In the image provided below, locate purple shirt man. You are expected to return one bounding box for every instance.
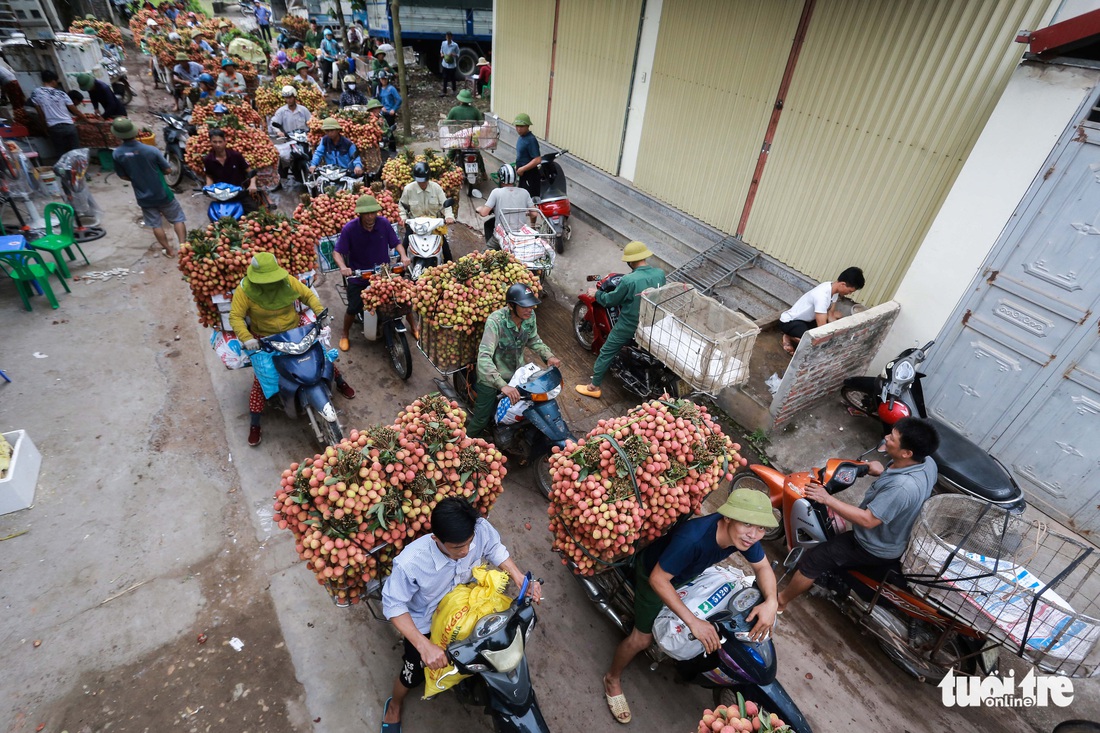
[335,214,398,285]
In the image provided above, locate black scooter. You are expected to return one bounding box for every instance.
[534,150,571,254]
[841,340,1026,511]
[445,574,550,733]
[574,567,812,732]
[271,121,311,188]
[152,111,199,190]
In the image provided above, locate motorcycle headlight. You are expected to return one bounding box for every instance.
[481,630,525,673]
[269,330,318,355]
[893,360,915,383]
[411,221,434,236]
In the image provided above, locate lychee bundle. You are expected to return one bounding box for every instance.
[273,394,508,605]
[547,399,746,576]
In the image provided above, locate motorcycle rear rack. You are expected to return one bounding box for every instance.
[667,236,758,295]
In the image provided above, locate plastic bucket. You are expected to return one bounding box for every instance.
[137,132,156,147]
[36,168,62,196]
[97,148,115,171]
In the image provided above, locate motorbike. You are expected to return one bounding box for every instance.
[275,26,302,50]
[444,573,551,733]
[404,199,454,281]
[101,55,134,107]
[439,365,574,498]
[238,0,255,13]
[199,183,245,222]
[728,453,1003,684]
[535,149,571,254]
[348,264,413,380]
[482,207,556,285]
[572,273,691,399]
[573,564,812,731]
[841,340,1026,512]
[152,111,199,189]
[307,164,361,196]
[254,308,344,446]
[271,122,311,188]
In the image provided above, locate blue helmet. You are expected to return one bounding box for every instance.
[213,103,228,114]
[198,72,215,84]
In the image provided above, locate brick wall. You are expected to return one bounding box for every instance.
[769,302,900,427]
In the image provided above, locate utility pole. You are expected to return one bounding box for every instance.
[391,0,411,139]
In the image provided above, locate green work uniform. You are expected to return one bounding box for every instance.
[468,307,554,437]
[446,103,484,122]
[591,264,666,386]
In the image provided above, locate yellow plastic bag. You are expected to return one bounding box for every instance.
[423,565,512,698]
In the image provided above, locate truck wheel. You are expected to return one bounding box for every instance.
[457,48,479,77]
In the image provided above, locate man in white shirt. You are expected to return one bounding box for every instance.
[30,70,87,156]
[778,266,864,354]
[268,85,311,134]
[476,163,534,234]
[439,31,459,96]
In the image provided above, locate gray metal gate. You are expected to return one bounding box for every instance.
[925,88,1100,538]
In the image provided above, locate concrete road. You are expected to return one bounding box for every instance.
[0,35,1089,733]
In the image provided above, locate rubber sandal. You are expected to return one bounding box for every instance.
[605,692,631,724]
[339,337,350,352]
[380,696,401,733]
[575,384,602,399]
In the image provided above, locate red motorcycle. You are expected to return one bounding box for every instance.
[573,273,689,398]
[535,150,571,254]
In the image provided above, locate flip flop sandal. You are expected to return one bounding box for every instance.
[605,692,631,724]
[575,384,602,399]
[338,337,350,352]
[380,696,401,733]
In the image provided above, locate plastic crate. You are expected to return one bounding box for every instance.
[902,494,1100,677]
[0,430,41,515]
[635,282,759,395]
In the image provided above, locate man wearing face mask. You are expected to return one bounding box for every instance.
[338,74,368,108]
[380,498,542,733]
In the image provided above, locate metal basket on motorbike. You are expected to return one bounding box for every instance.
[255,164,281,192]
[495,207,555,273]
[438,118,499,151]
[418,322,486,375]
[902,494,1100,677]
[635,283,759,396]
[361,143,381,175]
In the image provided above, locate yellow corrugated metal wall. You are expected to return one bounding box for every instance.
[547,0,643,173]
[742,0,1051,305]
[632,0,805,232]
[492,1,555,135]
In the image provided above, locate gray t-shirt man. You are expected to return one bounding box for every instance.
[484,185,534,230]
[112,139,173,208]
[855,456,938,558]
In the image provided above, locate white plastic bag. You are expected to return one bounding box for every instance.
[211,330,251,370]
[494,362,561,425]
[652,566,753,661]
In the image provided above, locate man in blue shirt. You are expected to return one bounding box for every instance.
[439,31,459,96]
[381,498,541,733]
[309,117,363,174]
[111,117,187,257]
[513,113,541,197]
[602,489,779,724]
[331,194,407,351]
[320,28,340,90]
[253,1,272,42]
[377,71,402,128]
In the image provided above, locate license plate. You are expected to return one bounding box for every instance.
[549,216,561,224]
[465,162,478,174]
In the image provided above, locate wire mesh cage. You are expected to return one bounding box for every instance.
[635,282,759,395]
[902,494,1100,677]
[495,207,555,272]
[438,119,499,151]
[316,235,339,274]
[417,322,485,375]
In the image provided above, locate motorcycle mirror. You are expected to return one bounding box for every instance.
[272,121,283,130]
[443,198,455,209]
[471,189,483,199]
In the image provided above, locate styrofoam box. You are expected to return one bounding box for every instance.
[0,430,41,515]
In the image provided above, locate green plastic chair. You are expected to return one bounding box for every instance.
[0,249,71,310]
[28,202,89,279]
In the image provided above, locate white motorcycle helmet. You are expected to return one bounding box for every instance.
[497,163,516,185]
[280,85,297,97]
